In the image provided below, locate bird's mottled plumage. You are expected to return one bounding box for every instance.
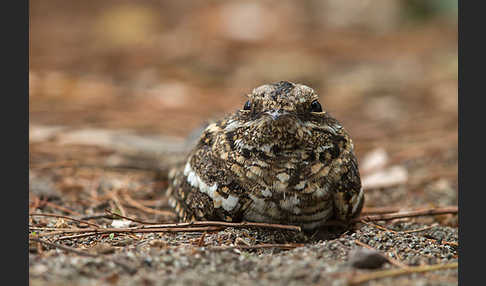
[166,81,364,230]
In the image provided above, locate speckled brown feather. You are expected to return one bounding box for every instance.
[166,81,364,230]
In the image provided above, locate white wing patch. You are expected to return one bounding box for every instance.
[184,161,239,211]
[224,120,242,132]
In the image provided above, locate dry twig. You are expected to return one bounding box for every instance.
[101,214,302,232]
[105,209,159,224]
[121,192,176,217]
[42,201,83,216]
[348,262,458,285]
[108,190,127,217]
[360,220,397,233]
[399,224,437,233]
[30,213,100,228]
[29,226,225,238]
[29,237,97,257]
[197,232,207,247]
[140,221,301,231]
[77,214,113,220]
[361,207,402,215]
[355,206,458,223]
[208,243,304,251]
[29,220,301,240]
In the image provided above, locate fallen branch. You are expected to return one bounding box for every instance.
[348,262,458,285]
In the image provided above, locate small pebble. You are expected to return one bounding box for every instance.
[348,247,388,269]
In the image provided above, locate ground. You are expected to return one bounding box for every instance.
[29,1,457,285]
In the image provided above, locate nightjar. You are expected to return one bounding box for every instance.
[166,81,364,230]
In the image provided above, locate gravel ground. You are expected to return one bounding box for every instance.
[29,221,457,286]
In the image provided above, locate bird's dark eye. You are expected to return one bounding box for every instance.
[243,100,251,110]
[310,100,322,112]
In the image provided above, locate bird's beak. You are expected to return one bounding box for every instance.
[267,109,287,120]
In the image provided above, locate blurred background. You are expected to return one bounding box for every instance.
[29,0,457,208]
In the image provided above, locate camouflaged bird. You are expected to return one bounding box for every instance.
[166,81,364,230]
